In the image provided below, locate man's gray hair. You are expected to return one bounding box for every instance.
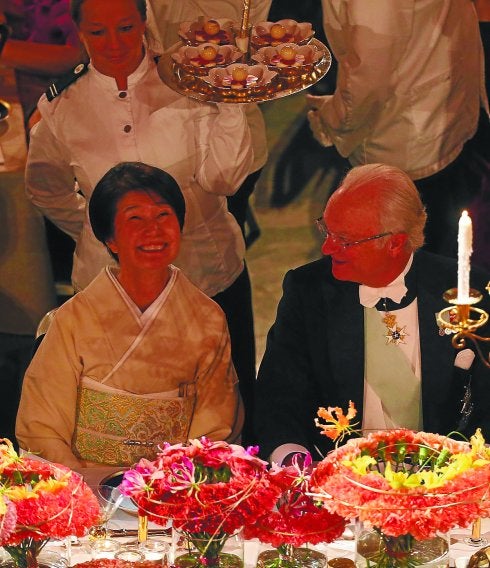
[338,163,427,251]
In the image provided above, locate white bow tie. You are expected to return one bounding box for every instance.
[359,281,408,308]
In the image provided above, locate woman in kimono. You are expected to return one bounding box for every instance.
[25,0,257,444]
[16,162,243,470]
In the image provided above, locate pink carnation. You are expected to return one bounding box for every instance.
[0,497,16,542]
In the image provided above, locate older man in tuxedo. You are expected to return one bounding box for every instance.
[254,163,490,463]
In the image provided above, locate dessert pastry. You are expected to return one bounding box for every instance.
[194,19,231,44]
[252,42,324,75]
[171,43,242,74]
[251,19,314,48]
[203,63,277,91]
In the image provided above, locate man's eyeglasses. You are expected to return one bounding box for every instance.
[315,218,392,249]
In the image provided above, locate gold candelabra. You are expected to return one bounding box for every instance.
[436,283,490,368]
[437,281,490,547]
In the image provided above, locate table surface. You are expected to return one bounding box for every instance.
[75,469,490,568]
[60,516,490,568]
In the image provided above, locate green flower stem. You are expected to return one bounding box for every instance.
[184,531,229,566]
[4,538,49,568]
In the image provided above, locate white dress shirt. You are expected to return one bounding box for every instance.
[272,256,421,463]
[316,0,486,179]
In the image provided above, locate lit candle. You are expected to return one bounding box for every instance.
[457,210,473,303]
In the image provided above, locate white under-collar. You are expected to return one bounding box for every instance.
[359,254,414,308]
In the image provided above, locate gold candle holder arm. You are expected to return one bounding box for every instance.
[437,287,490,369]
[239,0,251,36]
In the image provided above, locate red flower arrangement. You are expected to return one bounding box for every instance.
[121,437,278,533]
[310,428,490,540]
[121,438,279,567]
[0,439,101,568]
[244,453,345,548]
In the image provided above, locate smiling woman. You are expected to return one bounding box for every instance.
[16,162,244,470]
[73,0,146,89]
[89,162,185,311]
[24,0,255,447]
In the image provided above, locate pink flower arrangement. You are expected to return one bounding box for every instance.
[121,437,279,534]
[310,428,490,540]
[244,453,346,548]
[0,438,100,567]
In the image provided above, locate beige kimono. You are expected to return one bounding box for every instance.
[16,267,242,469]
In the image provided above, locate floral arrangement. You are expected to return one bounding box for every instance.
[311,403,490,568]
[244,453,345,547]
[0,439,101,568]
[121,437,279,567]
[315,401,360,446]
[311,425,490,540]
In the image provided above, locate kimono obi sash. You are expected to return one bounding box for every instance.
[73,377,196,466]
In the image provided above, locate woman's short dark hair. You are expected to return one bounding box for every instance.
[89,162,186,247]
[70,0,147,26]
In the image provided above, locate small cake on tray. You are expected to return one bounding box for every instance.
[203,63,277,92]
[251,19,314,48]
[252,42,324,76]
[179,18,235,46]
[172,43,242,75]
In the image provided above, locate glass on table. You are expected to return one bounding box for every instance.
[114,546,145,562]
[90,539,122,560]
[139,538,170,561]
[88,484,125,540]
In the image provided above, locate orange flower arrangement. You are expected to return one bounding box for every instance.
[0,439,100,568]
[311,403,490,568]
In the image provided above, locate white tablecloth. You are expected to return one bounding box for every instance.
[73,469,490,568]
[55,511,489,568]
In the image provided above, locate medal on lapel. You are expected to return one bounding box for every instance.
[382,300,408,345]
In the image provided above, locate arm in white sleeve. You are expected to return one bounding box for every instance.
[310,0,412,156]
[193,101,253,196]
[26,118,86,241]
[16,312,84,470]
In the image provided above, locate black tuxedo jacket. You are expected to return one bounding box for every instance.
[254,251,490,460]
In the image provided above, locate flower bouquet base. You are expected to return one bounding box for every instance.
[173,551,243,568]
[172,528,244,568]
[0,549,67,568]
[256,546,327,568]
[356,528,449,568]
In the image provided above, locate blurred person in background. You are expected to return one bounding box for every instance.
[0,0,85,125]
[307,0,489,264]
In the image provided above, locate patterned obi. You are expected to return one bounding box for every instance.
[73,377,196,466]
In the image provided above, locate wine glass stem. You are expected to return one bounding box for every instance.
[472,519,482,541]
